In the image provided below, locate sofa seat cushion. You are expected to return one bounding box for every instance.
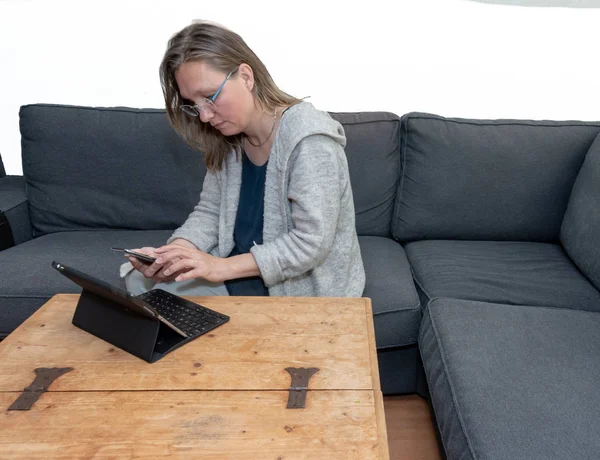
[0,230,172,337]
[420,298,600,460]
[561,133,600,291]
[405,240,600,311]
[359,236,420,348]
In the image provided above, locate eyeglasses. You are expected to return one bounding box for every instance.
[180,69,236,117]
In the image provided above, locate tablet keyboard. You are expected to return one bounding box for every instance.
[137,289,229,337]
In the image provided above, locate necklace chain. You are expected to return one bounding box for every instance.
[245,109,278,148]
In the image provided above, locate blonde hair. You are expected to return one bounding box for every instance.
[159,21,301,171]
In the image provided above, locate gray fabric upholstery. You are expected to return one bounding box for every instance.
[0,176,32,245]
[0,232,422,349]
[0,229,172,336]
[20,104,208,237]
[359,236,420,348]
[19,105,402,240]
[561,133,600,291]
[406,240,600,311]
[330,111,401,236]
[377,344,423,396]
[393,113,600,242]
[420,298,600,460]
[0,154,5,177]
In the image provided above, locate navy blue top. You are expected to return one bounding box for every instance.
[224,152,269,296]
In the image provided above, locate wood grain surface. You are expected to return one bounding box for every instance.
[0,295,389,459]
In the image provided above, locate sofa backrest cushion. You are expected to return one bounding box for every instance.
[0,153,5,178]
[20,104,401,238]
[392,113,600,242]
[560,133,600,290]
[330,111,401,236]
[20,104,207,237]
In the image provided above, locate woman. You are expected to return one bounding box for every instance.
[123,21,365,298]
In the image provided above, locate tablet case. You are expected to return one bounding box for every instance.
[72,289,193,363]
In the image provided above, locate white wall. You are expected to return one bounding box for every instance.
[1,0,599,174]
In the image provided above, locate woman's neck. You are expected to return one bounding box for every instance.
[243,105,285,165]
[244,107,278,147]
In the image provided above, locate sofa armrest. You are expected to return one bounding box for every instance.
[0,176,33,249]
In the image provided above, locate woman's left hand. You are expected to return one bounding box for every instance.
[154,245,227,283]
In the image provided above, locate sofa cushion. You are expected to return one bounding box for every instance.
[20,105,401,239]
[393,113,600,242]
[20,104,208,237]
[0,232,420,345]
[0,230,172,337]
[561,133,600,291]
[405,240,600,311]
[330,112,401,237]
[420,298,600,460]
[359,236,420,348]
[0,176,32,246]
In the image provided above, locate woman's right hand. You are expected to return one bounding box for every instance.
[128,246,179,283]
[128,239,195,283]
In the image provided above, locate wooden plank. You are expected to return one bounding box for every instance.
[0,295,373,392]
[0,390,383,459]
[364,299,390,460]
[384,395,444,460]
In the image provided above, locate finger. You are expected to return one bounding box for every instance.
[128,257,144,272]
[139,247,157,256]
[154,245,175,254]
[175,268,205,282]
[130,258,155,280]
[155,248,191,264]
[154,272,176,283]
[163,259,200,277]
[157,269,186,282]
[155,245,189,256]
[144,260,167,278]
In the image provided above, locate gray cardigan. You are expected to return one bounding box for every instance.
[168,101,365,297]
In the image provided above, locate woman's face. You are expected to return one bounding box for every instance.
[175,60,254,136]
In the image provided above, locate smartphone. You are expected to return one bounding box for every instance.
[110,247,157,264]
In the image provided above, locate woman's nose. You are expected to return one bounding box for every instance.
[199,109,214,123]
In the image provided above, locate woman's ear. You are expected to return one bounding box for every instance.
[238,63,255,92]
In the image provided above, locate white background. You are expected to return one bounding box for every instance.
[1,0,599,174]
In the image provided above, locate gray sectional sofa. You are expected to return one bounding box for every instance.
[1,104,599,459]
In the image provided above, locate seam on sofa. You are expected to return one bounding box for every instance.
[434,300,600,317]
[391,117,409,241]
[376,342,418,351]
[558,242,600,296]
[404,115,600,129]
[329,119,400,127]
[373,302,421,348]
[378,337,419,349]
[5,200,27,213]
[410,266,432,304]
[426,299,479,460]
[372,303,421,316]
[21,104,167,115]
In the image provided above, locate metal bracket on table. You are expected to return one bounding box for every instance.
[8,367,73,411]
[285,367,319,409]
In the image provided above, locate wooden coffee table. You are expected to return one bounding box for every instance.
[0,295,389,459]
